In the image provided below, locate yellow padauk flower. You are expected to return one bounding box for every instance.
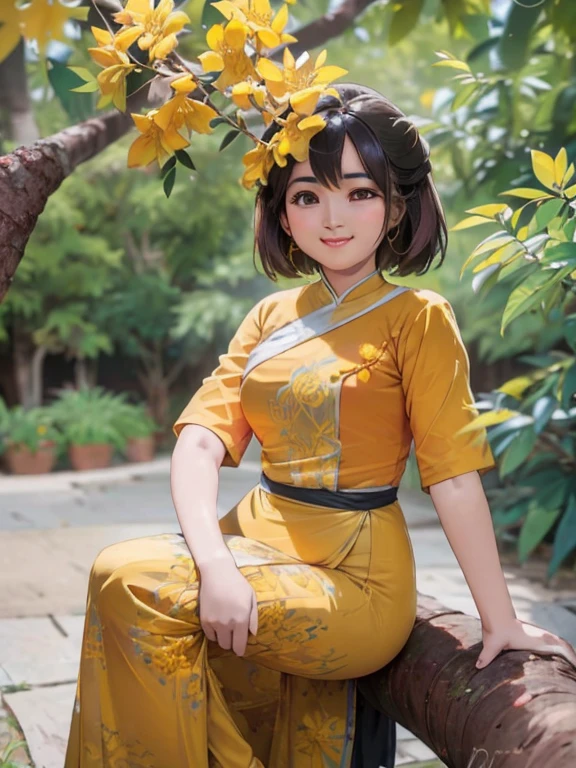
[127,109,189,170]
[88,27,138,112]
[211,0,297,51]
[231,80,272,124]
[241,140,276,189]
[272,112,326,165]
[257,47,347,116]
[112,0,190,62]
[0,0,89,62]
[241,111,325,189]
[155,74,219,135]
[198,19,258,90]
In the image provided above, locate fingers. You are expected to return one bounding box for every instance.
[249,591,259,637]
[202,623,217,643]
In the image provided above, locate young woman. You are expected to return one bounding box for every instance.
[64,83,576,768]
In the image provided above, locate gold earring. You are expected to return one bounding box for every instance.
[287,238,299,273]
[387,225,400,244]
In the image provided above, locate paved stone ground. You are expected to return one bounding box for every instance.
[1,443,575,768]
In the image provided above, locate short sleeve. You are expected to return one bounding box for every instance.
[173,299,263,467]
[397,295,496,495]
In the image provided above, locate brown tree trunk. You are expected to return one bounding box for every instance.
[0,109,134,302]
[30,344,48,407]
[358,593,576,767]
[12,326,33,408]
[0,39,39,149]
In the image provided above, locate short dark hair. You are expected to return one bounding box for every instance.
[253,82,448,281]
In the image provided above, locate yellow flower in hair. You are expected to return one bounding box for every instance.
[127,109,190,170]
[211,0,297,51]
[271,112,326,165]
[154,75,219,136]
[198,20,258,90]
[241,139,277,189]
[112,0,190,62]
[257,47,347,116]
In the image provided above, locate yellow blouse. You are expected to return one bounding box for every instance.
[174,267,496,496]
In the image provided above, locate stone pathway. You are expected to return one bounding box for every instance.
[1,450,575,768]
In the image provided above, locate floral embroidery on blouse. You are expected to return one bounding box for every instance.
[330,341,390,384]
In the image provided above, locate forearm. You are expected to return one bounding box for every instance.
[429,470,517,631]
[170,433,235,572]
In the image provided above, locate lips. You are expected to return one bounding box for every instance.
[321,237,353,245]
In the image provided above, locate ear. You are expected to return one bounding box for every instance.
[279,208,291,237]
[388,193,406,231]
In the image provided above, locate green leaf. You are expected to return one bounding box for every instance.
[160,155,176,178]
[452,82,479,110]
[561,362,576,411]
[539,242,576,268]
[472,241,523,273]
[548,494,576,578]
[518,501,561,564]
[388,0,425,46]
[563,315,576,353]
[466,204,509,219]
[47,58,94,123]
[532,395,558,434]
[201,0,224,30]
[525,198,566,238]
[499,188,552,200]
[219,129,241,151]
[197,70,223,84]
[501,269,558,334]
[432,60,471,73]
[499,428,537,477]
[175,149,196,170]
[451,215,496,232]
[70,81,99,94]
[163,166,176,198]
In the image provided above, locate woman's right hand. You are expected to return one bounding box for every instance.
[198,557,259,657]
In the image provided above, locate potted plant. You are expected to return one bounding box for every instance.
[0,399,62,475]
[116,402,159,463]
[50,387,128,471]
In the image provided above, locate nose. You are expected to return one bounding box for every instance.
[322,196,346,231]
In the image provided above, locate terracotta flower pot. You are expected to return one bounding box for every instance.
[4,441,56,475]
[68,443,113,471]
[126,436,156,463]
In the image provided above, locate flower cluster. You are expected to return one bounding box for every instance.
[82,0,348,190]
[330,342,389,384]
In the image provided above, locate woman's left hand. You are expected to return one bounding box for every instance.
[476,617,576,669]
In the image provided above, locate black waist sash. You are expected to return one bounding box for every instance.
[259,472,398,511]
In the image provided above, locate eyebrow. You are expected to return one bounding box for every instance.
[287,172,372,189]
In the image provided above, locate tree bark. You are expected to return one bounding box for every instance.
[277,0,380,59]
[358,593,576,767]
[0,109,133,302]
[30,344,48,407]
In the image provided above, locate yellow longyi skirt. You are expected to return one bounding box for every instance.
[64,484,416,767]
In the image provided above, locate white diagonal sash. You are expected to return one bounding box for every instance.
[242,285,411,382]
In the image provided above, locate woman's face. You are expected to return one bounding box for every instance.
[279,134,403,273]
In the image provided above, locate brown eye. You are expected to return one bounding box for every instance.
[290,191,317,205]
[351,189,378,200]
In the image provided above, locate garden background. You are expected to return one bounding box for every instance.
[1,0,576,765]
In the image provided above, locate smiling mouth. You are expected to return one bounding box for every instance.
[321,237,353,245]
